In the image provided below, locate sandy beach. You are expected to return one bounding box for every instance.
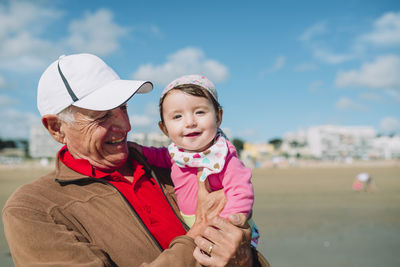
[1,163,399,266]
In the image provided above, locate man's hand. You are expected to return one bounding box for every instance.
[193,213,253,267]
[187,168,253,266]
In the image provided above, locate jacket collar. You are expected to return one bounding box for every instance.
[54,153,91,183]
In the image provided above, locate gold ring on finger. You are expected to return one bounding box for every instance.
[207,243,214,255]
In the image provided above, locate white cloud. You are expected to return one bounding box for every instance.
[299,22,327,42]
[0,32,59,71]
[260,56,286,76]
[335,55,400,90]
[0,1,62,71]
[0,94,17,105]
[133,47,229,86]
[0,3,129,71]
[0,1,61,37]
[361,11,400,47]
[295,62,318,72]
[308,80,324,92]
[386,89,400,103]
[274,56,286,70]
[66,9,129,56]
[313,47,353,64]
[144,102,159,117]
[359,92,382,102]
[130,114,154,128]
[299,22,353,64]
[380,117,400,134]
[269,56,286,72]
[0,108,39,139]
[129,102,159,131]
[335,97,365,111]
[149,25,163,38]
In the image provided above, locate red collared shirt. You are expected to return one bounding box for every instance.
[58,146,186,250]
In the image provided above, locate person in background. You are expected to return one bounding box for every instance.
[2,54,268,266]
[137,74,260,249]
[353,172,376,192]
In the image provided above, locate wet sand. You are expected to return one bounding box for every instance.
[253,166,400,267]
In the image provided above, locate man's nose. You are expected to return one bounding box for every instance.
[112,107,131,132]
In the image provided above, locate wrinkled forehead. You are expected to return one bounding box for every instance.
[66,106,105,123]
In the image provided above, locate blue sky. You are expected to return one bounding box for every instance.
[1,0,399,142]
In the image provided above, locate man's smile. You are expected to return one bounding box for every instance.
[106,137,126,144]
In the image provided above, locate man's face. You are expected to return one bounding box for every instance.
[60,104,131,170]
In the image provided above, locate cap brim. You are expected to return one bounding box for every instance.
[72,80,153,111]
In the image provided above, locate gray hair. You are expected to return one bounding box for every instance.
[57,106,75,124]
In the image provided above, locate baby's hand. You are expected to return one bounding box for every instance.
[197,168,212,192]
[187,172,226,239]
[197,168,225,223]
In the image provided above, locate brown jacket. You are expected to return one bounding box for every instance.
[3,148,268,266]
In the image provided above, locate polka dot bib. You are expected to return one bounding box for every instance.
[168,131,228,182]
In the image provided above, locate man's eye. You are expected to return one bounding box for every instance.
[97,113,110,121]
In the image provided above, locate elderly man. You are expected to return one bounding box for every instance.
[3,53,268,266]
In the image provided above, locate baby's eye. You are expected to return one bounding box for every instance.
[172,114,182,120]
[196,110,205,115]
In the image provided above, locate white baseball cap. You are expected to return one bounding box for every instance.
[37,53,153,116]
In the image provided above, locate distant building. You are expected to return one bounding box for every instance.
[306,125,376,159]
[243,142,274,158]
[241,142,274,168]
[282,130,312,158]
[29,125,62,158]
[372,135,400,159]
[283,125,400,160]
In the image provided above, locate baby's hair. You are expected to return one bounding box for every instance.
[159,84,222,123]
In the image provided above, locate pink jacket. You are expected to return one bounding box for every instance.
[142,140,254,218]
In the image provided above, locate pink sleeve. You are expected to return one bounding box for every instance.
[219,143,254,219]
[141,146,172,169]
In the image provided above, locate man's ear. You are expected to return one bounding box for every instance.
[42,115,66,144]
[158,121,169,137]
[216,108,223,127]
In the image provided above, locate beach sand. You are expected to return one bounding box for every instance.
[1,164,399,266]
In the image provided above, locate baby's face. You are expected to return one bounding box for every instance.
[159,90,222,152]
